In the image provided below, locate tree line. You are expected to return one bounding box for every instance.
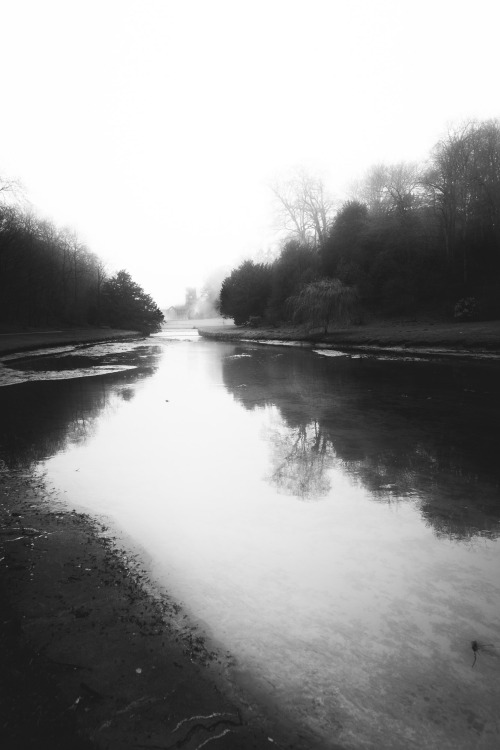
[220,119,500,327]
[0,197,163,333]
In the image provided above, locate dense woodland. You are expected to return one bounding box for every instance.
[220,120,500,327]
[0,196,163,333]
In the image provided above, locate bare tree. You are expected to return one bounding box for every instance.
[0,171,24,205]
[423,119,500,282]
[353,162,425,216]
[94,256,107,315]
[270,168,335,246]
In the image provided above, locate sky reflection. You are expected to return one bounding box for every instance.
[2,338,500,748]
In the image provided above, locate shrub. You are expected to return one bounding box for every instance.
[454,297,479,321]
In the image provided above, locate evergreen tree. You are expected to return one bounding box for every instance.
[101,270,164,333]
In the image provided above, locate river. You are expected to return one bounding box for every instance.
[1,330,499,749]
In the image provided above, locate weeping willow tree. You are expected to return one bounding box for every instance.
[288,279,359,333]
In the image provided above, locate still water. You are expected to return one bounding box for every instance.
[1,332,499,749]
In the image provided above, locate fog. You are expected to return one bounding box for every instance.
[1,0,498,305]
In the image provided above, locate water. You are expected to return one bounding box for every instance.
[1,331,499,749]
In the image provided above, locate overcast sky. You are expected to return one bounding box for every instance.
[2,0,498,306]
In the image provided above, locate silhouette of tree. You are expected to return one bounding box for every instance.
[321,200,369,281]
[271,169,335,246]
[424,119,500,297]
[101,270,164,333]
[219,260,271,325]
[266,239,319,323]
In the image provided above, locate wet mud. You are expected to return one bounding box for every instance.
[0,467,324,750]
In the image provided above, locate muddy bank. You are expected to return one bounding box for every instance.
[0,328,143,356]
[0,467,324,750]
[198,320,500,359]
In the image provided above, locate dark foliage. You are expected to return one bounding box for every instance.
[287,279,359,332]
[320,200,369,282]
[219,260,272,325]
[266,240,320,323]
[220,118,500,324]
[101,270,164,333]
[0,200,163,332]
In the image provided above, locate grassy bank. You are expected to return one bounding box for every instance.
[198,319,500,358]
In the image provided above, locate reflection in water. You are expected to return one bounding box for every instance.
[0,379,107,469]
[2,337,500,749]
[0,344,161,468]
[222,346,500,538]
[268,417,335,499]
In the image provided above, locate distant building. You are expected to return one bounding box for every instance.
[163,305,189,320]
[164,288,199,320]
[185,287,197,310]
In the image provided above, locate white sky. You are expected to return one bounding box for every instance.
[1,0,498,307]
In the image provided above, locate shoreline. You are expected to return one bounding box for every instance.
[197,319,500,360]
[0,327,144,357]
[0,466,325,750]
[4,319,498,748]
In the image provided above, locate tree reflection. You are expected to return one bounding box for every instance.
[268,419,334,500]
[222,346,500,539]
[0,379,108,469]
[0,347,159,470]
